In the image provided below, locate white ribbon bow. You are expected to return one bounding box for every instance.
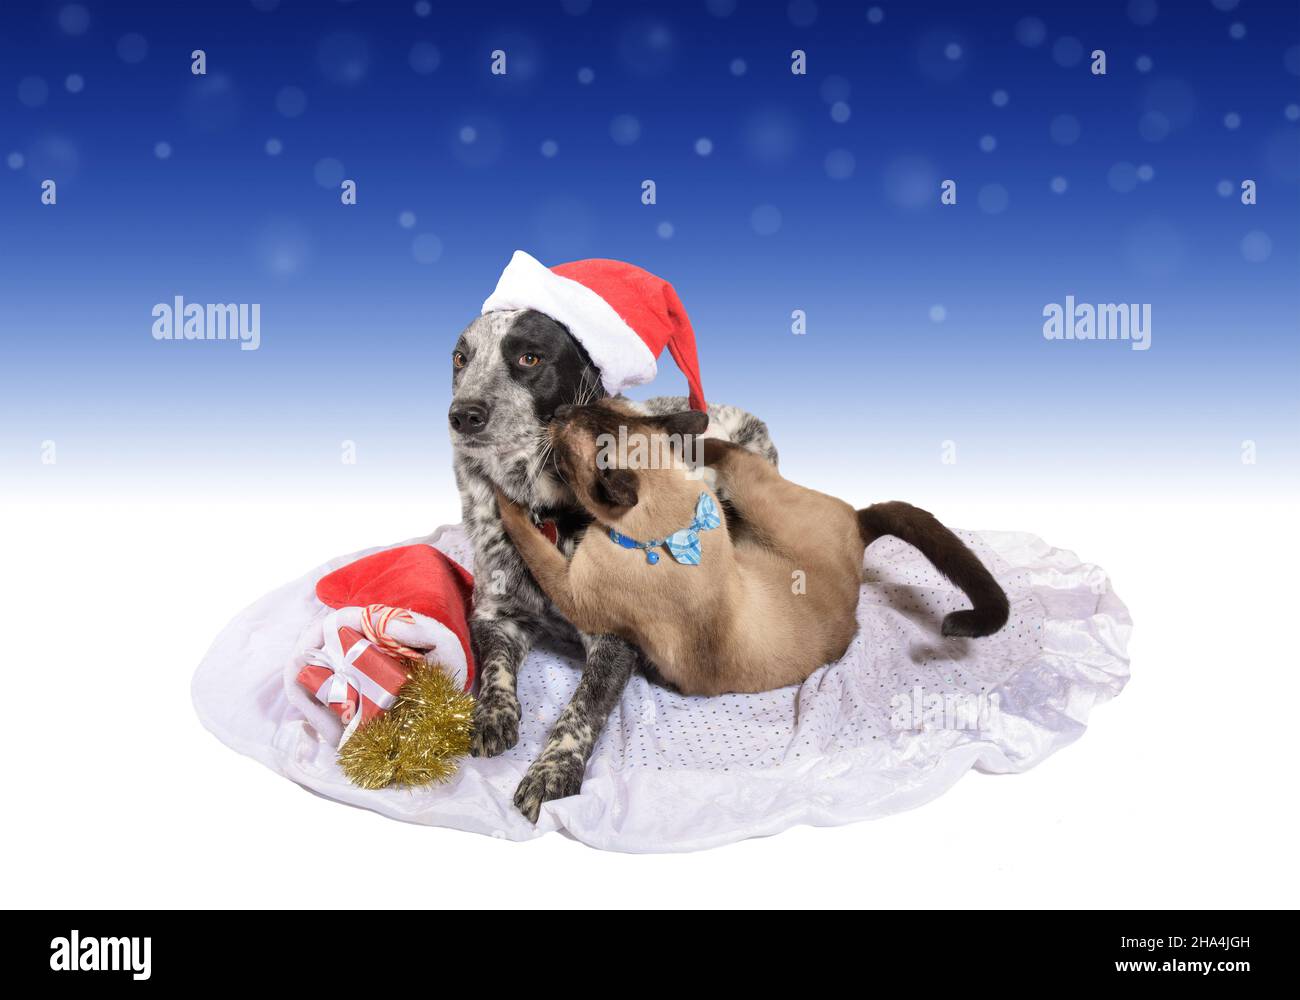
[306,610,401,747]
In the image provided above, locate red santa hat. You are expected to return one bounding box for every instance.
[314,544,475,690]
[481,250,707,411]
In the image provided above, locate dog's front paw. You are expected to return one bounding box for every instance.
[470,691,520,758]
[513,755,585,823]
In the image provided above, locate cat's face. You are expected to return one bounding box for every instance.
[547,400,708,523]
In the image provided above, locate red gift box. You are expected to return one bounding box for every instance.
[297,622,410,743]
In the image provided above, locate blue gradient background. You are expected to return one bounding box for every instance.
[2,0,1297,503]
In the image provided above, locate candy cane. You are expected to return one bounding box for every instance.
[360,604,425,662]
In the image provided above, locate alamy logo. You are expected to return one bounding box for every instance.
[890,685,1000,731]
[595,427,705,479]
[152,296,261,351]
[50,930,151,980]
[1043,296,1151,351]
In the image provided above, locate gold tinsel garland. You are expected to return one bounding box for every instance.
[336,661,475,790]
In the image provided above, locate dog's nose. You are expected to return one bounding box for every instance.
[449,400,490,435]
[553,404,574,421]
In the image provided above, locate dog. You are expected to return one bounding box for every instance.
[493,399,1009,696]
[449,307,777,821]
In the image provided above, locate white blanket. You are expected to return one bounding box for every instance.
[191,525,1130,852]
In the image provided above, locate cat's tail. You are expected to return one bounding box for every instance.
[857,501,1009,638]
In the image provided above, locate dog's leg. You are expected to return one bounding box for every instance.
[513,632,639,823]
[469,614,537,757]
[461,473,543,758]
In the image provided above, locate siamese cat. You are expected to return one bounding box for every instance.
[495,399,1008,696]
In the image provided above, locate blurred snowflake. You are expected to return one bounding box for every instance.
[750,204,782,236]
[18,76,49,108]
[275,85,307,118]
[317,31,371,86]
[1052,36,1084,68]
[1127,0,1158,28]
[313,157,345,188]
[1050,114,1081,145]
[1241,231,1272,263]
[609,114,641,146]
[409,42,440,75]
[977,184,1009,214]
[1107,162,1139,193]
[117,33,149,64]
[58,4,90,36]
[824,149,855,180]
[412,234,443,264]
[1014,17,1046,48]
[619,18,675,77]
[788,0,818,27]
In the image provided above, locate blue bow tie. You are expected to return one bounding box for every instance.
[606,493,722,566]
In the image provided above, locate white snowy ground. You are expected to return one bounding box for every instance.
[3,477,1296,908]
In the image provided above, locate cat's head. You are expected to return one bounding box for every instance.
[546,398,708,524]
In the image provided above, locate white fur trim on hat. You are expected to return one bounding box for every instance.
[481,250,657,395]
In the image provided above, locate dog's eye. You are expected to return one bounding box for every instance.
[452,351,467,369]
[518,353,542,368]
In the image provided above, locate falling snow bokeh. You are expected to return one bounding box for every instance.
[0,0,1295,489]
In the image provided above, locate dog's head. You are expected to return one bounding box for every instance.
[449,309,604,503]
[544,399,709,526]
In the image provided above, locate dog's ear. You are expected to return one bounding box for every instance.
[595,467,639,508]
[653,409,709,438]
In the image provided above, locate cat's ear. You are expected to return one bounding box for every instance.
[595,467,639,508]
[653,409,709,438]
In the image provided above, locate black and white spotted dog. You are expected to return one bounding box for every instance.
[450,307,777,821]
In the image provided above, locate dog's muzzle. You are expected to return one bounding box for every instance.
[449,400,491,435]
